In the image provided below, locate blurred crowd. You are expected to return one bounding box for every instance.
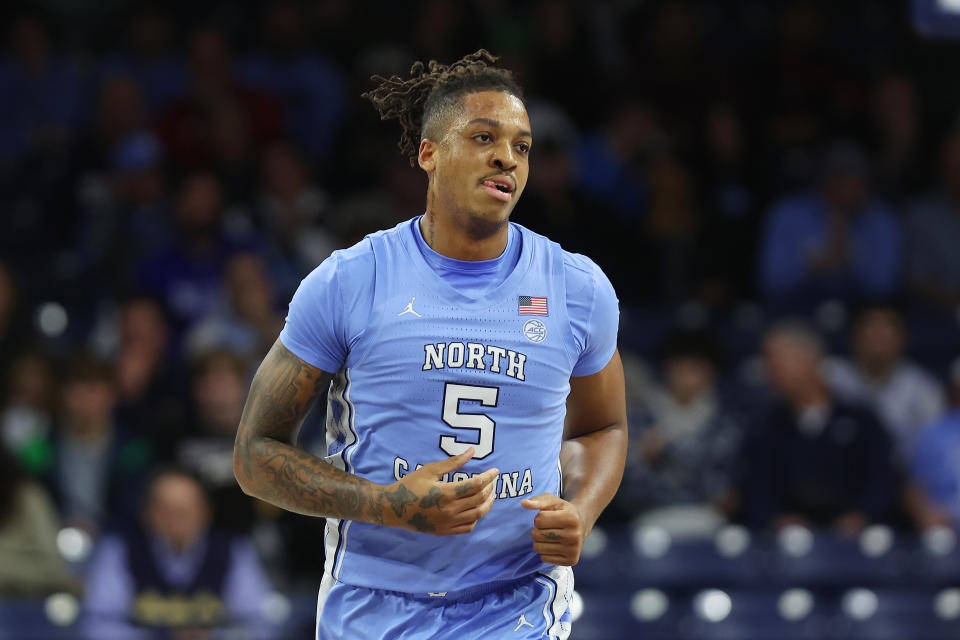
[4,0,960,636]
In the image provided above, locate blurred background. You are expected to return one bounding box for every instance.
[3,0,960,637]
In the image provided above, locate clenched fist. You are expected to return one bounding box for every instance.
[522,493,587,566]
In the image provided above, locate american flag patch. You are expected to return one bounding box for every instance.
[519,296,548,316]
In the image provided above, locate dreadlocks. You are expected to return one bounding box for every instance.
[362,49,524,166]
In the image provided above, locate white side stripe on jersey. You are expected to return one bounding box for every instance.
[322,368,359,580]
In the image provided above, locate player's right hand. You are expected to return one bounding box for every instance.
[378,447,498,536]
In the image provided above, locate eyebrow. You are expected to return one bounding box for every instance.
[465,118,532,139]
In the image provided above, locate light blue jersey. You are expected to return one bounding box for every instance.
[279,217,618,596]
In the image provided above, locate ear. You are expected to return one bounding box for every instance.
[418,138,437,173]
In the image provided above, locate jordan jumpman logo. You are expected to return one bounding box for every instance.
[513,613,534,632]
[397,296,422,318]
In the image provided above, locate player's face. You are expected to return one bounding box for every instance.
[429,91,531,235]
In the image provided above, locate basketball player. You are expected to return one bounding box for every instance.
[233,50,627,639]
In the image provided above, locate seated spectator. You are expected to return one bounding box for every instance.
[619,331,743,532]
[40,355,152,537]
[826,303,944,459]
[238,1,346,160]
[176,349,256,532]
[759,140,901,308]
[137,171,257,337]
[70,129,173,297]
[573,100,661,220]
[695,102,764,306]
[869,71,924,202]
[185,252,284,362]
[1,350,57,472]
[0,262,36,386]
[255,139,337,280]
[911,361,960,531]
[94,7,186,114]
[102,295,187,460]
[0,441,79,597]
[82,467,274,638]
[736,320,900,535]
[0,13,83,160]
[905,130,960,309]
[155,28,282,170]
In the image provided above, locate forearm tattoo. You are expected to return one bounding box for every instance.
[235,341,385,524]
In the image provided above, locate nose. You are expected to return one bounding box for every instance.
[490,141,517,172]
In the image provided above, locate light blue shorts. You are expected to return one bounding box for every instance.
[315,566,573,639]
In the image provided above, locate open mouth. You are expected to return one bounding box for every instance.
[480,176,515,202]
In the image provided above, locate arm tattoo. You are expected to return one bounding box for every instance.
[234,340,386,525]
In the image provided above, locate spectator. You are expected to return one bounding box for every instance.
[137,171,257,336]
[67,77,161,297]
[695,102,763,306]
[0,441,79,597]
[1,351,58,474]
[759,140,901,307]
[905,131,960,310]
[186,253,284,361]
[643,153,700,303]
[197,96,263,209]
[574,100,662,220]
[104,133,174,289]
[736,320,900,535]
[911,359,960,531]
[526,0,598,123]
[176,350,257,533]
[238,0,346,160]
[71,130,171,292]
[0,13,83,160]
[826,303,944,459]
[0,263,36,388]
[869,71,924,202]
[255,139,336,279]
[519,100,615,258]
[89,75,148,168]
[255,140,343,292]
[619,331,743,532]
[41,355,152,536]
[94,7,187,114]
[95,295,187,460]
[155,28,283,170]
[82,467,274,638]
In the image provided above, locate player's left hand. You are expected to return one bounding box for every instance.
[521,493,587,566]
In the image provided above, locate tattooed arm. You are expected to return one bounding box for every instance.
[234,339,498,534]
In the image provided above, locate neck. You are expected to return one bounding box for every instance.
[162,533,203,554]
[420,193,509,261]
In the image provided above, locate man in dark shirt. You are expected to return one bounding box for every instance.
[737,320,900,535]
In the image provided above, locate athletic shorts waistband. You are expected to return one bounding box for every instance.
[331,574,538,604]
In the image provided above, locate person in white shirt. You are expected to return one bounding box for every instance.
[826,303,944,460]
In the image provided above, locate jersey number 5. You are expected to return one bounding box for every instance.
[439,382,498,459]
